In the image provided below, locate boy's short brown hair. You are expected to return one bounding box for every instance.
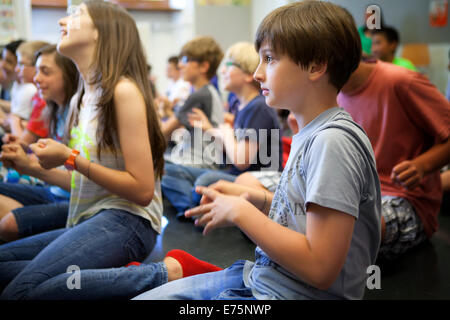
[255,0,361,91]
[180,36,224,80]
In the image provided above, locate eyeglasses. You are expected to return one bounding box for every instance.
[225,61,243,70]
[180,56,199,65]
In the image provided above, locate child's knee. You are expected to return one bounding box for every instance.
[0,213,19,242]
[234,172,261,188]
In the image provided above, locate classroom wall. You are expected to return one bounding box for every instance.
[249,0,450,94]
[29,0,449,95]
[30,6,193,96]
[329,0,450,94]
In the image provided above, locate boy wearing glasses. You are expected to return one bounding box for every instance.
[161,41,281,220]
[160,36,224,167]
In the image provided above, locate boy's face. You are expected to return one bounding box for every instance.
[1,48,18,82]
[166,62,179,80]
[0,59,6,86]
[254,41,309,110]
[371,34,397,62]
[178,56,203,84]
[15,52,36,84]
[221,60,248,93]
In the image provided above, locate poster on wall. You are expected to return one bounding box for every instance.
[429,0,448,27]
[0,0,17,45]
[197,0,250,6]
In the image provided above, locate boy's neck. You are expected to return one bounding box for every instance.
[236,85,259,111]
[384,52,395,63]
[192,76,210,91]
[291,85,338,130]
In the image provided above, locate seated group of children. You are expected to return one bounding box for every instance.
[0,0,448,300]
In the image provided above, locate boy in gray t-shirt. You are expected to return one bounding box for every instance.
[160,36,224,168]
[134,1,381,301]
[243,108,381,299]
[167,83,223,167]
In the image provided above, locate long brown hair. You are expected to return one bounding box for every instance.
[35,44,78,143]
[72,0,166,179]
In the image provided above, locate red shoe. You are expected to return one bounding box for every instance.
[124,261,141,267]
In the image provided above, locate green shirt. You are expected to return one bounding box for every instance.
[392,57,417,71]
[358,26,372,55]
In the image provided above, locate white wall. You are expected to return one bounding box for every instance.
[248,0,450,94]
[250,0,290,41]
[29,0,449,94]
[30,5,195,96]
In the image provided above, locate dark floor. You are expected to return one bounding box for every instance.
[145,195,450,300]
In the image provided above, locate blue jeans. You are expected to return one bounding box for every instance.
[0,183,69,205]
[0,208,157,300]
[161,163,237,213]
[133,260,256,300]
[0,183,69,238]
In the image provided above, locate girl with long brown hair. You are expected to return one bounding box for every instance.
[0,0,167,299]
[0,44,78,242]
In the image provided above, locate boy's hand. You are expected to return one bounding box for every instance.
[29,138,72,170]
[185,186,252,235]
[391,160,425,190]
[188,108,213,131]
[199,180,242,205]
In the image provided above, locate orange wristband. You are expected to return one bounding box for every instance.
[64,149,80,171]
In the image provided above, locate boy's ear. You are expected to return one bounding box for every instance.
[244,73,255,84]
[388,41,398,55]
[308,62,328,82]
[199,60,211,76]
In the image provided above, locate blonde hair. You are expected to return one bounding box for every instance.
[225,42,259,75]
[16,41,50,65]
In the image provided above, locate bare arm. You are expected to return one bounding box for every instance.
[197,180,273,215]
[30,79,158,206]
[392,138,450,189]
[0,99,11,113]
[188,109,258,171]
[188,188,355,290]
[161,115,182,141]
[0,143,71,191]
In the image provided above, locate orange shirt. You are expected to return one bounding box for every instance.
[338,61,450,237]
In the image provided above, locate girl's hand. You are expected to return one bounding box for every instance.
[29,138,72,170]
[2,133,18,144]
[0,143,39,175]
[185,186,252,235]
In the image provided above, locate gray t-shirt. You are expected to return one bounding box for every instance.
[243,107,381,300]
[165,84,224,168]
